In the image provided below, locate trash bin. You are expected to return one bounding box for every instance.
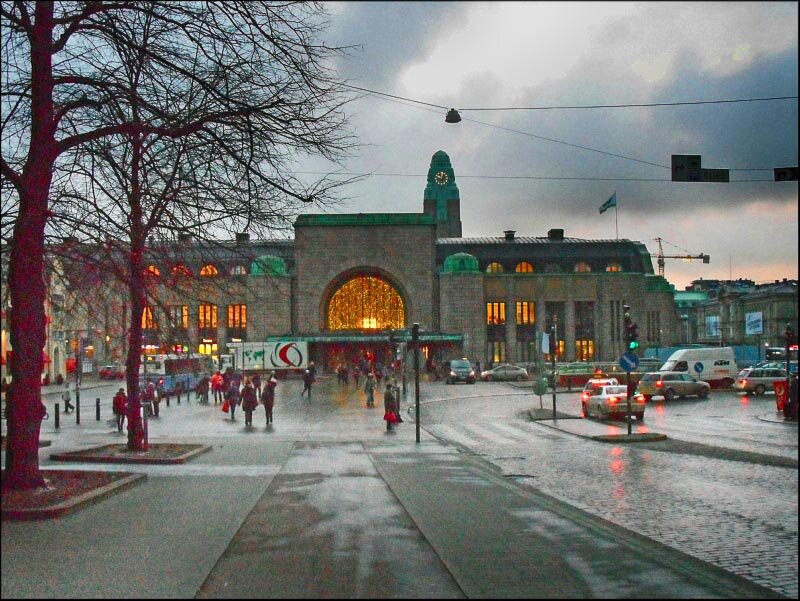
[533,377,548,396]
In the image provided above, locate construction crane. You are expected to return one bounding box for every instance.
[653,237,710,278]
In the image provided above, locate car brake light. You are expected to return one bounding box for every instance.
[581,392,589,400]
[741,379,747,385]
[656,381,663,387]
[608,396,619,404]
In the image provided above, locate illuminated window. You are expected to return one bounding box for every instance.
[169,305,188,329]
[516,301,535,325]
[145,265,160,277]
[141,305,158,330]
[575,340,594,361]
[198,303,218,329]
[200,264,219,276]
[327,275,405,330]
[486,302,506,325]
[574,262,591,273]
[198,342,218,356]
[488,341,506,363]
[171,263,192,276]
[606,262,622,272]
[515,262,533,273]
[227,304,247,328]
[230,265,247,275]
[486,262,504,273]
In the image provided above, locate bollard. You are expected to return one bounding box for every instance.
[55,403,60,429]
[76,395,80,425]
[96,398,101,421]
[166,394,170,408]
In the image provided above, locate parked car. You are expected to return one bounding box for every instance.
[582,384,645,421]
[480,363,529,382]
[446,359,476,384]
[733,367,788,396]
[99,364,125,380]
[636,371,710,402]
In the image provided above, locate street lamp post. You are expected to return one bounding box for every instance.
[412,323,420,443]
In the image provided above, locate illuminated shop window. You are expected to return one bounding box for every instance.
[200,264,219,276]
[486,262,504,273]
[327,275,405,330]
[515,262,534,273]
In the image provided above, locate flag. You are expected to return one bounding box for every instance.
[599,192,617,214]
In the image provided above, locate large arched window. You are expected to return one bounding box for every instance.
[515,261,534,273]
[171,263,192,277]
[486,262,504,273]
[573,262,591,273]
[200,264,219,276]
[145,265,161,277]
[327,275,405,330]
[606,262,623,272]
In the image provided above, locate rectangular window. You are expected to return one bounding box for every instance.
[198,303,218,329]
[169,305,189,329]
[488,341,506,363]
[486,302,506,325]
[227,304,247,329]
[515,301,535,325]
[575,339,594,361]
[141,305,158,330]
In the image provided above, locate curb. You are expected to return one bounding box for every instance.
[591,433,668,443]
[49,443,212,465]
[1,472,146,521]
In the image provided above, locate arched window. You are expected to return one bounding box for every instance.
[486,262,504,273]
[145,265,160,277]
[327,275,405,331]
[573,262,591,273]
[229,265,247,276]
[199,264,219,276]
[515,261,534,273]
[606,262,623,272]
[544,263,562,273]
[171,263,192,277]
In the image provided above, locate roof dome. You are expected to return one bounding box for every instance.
[443,252,479,273]
[250,255,288,276]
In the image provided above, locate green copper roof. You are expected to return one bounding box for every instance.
[645,274,676,293]
[250,255,288,276]
[443,252,480,273]
[295,213,435,227]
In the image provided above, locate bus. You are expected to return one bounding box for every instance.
[139,353,214,396]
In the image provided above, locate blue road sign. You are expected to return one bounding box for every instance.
[620,352,639,372]
[693,362,703,374]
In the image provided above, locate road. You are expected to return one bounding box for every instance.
[24,375,800,598]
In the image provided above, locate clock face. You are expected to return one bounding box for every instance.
[435,171,449,186]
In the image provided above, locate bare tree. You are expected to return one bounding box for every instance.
[1,1,357,487]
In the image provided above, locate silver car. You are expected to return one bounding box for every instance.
[733,367,788,395]
[583,384,646,421]
[480,363,529,382]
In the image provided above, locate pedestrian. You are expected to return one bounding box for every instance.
[392,375,403,423]
[113,387,127,432]
[152,379,162,416]
[475,361,481,379]
[364,371,376,407]
[241,377,258,427]
[197,375,210,404]
[251,372,262,398]
[61,382,74,413]
[353,366,361,388]
[302,368,314,399]
[383,381,397,431]
[261,371,278,424]
[144,379,157,417]
[175,380,184,404]
[211,371,224,404]
[225,379,241,421]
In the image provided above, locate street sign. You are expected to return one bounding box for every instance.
[693,362,704,374]
[672,155,702,182]
[619,352,639,372]
[774,167,798,181]
[701,168,729,183]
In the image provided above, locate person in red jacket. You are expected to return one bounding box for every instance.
[113,388,127,432]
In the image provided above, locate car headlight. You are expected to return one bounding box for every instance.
[450,371,456,377]
[469,370,475,376]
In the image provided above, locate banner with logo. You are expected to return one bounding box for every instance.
[745,312,763,335]
[229,341,308,370]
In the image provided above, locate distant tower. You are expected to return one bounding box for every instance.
[423,150,462,238]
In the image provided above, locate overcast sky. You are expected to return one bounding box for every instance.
[300,2,798,291]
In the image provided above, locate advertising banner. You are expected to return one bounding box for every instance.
[705,316,721,337]
[745,312,763,335]
[229,341,308,371]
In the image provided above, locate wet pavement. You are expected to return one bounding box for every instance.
[1,376,795,598]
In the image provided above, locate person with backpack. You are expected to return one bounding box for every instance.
[261,371,278,425]
[112,388,127,432]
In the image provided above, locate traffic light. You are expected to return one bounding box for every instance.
[627,322,639,351]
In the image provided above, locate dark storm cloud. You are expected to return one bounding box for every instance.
[327,2,469,88]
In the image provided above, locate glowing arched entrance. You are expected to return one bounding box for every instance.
[327,275,405,330]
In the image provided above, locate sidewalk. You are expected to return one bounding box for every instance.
[1,380,784,599]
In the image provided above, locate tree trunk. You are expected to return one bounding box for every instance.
[4,3,55,489]
[125,245,147,451]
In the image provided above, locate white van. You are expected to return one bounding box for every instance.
[659,347,738,388]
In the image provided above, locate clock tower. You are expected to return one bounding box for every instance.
[423,150,462,238]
